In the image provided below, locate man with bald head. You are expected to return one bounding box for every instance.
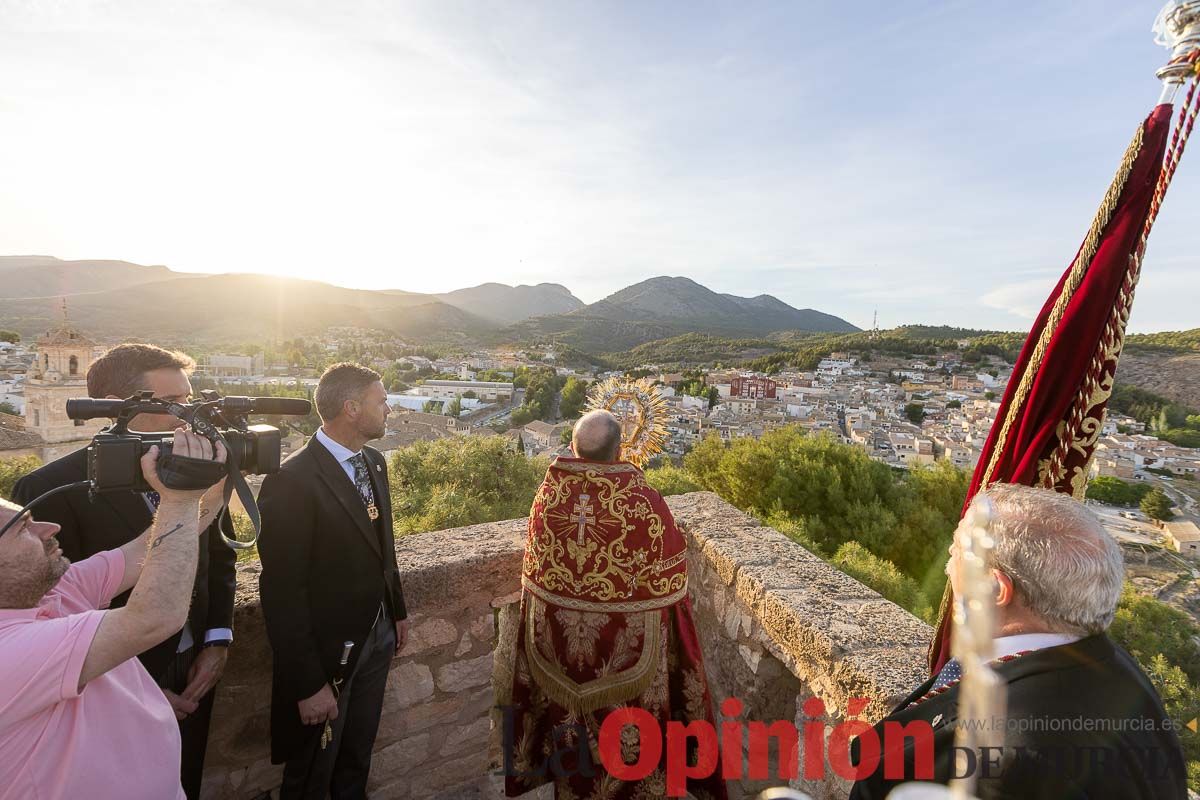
[571,409,623,462]
[501,410,728,800]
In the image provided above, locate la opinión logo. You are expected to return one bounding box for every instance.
[500,697,935,796]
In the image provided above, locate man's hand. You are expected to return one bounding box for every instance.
[181,646,228,706]
[298,683,339,727]
[163,688,199,722]
[140,429,227,505]
[395,619,410,655]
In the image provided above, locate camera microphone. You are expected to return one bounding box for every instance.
[250,397,312,415]
[219,396,312,415]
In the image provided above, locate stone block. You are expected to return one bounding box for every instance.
[456,632,472,657]
[242,757,283,795]
[403,617,459,656]
[435,653,494,693]
[440,716,492,757]
[469,611,495,642]
[213,709,272,765]
[397,521,524,613]
[492,590,522,608]
[380,691,468,742]
[386,661,435,711]
[738,644,763,674]
[370,731,432,787]
[406,749,490,798]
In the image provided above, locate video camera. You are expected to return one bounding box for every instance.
[60,391,312,549]
[66,391,311,493]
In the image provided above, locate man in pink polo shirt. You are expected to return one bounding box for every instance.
[0,430,227,800]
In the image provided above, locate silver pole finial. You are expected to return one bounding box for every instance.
[1154,1,1200,85]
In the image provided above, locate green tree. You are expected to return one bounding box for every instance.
[422,399,443,414]
[0,455,41,501]
[1109,584,1200,788]
[904,403,925,425]
[510,406,536,427]
[644,465,703,497]
[0,330,19,343]
[559,377,589,420]
[0,401,18,416]
[1140,488,1175,521]
[945,399,962,409]
[832,542,931,622]
[389,436,546,534]
[1085,476,1152,507]
[679,427,967,615]
[445,396,463,417]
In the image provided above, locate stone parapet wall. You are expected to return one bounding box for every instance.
[200,492,930,800]
[671,493,931,799]
[201,519,528,799]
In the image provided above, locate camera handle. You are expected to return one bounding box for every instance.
[0,481,91,540]
[142,399,261,551]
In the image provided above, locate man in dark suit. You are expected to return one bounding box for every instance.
[849,483,1187,799]
[257,362,409,799]
[12,343,237,800]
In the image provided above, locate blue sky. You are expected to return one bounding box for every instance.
[0,0,1195,331]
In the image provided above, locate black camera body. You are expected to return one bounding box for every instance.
[67,391,311,494]
[84,424,283,492]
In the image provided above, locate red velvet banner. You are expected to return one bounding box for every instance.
[930,104,1174,674]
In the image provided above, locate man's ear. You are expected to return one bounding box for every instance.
[993,569,1016,608]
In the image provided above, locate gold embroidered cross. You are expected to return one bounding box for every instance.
[571,493,594,547]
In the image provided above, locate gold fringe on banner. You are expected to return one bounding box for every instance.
[977,121,1147,491]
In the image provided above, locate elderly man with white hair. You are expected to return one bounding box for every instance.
[850,483,1187,800]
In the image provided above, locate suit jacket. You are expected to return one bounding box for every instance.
[849,634,1187,800]
[11,445,238,680]
[257,435,407,763]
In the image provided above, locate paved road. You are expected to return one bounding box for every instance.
[1088,503,1161,545]
[468,388,526,428]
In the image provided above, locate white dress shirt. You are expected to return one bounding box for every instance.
[315,427,363,486]
[314,428,387,627]
[992,632,1081,660]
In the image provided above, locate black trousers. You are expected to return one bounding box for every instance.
[160,645,217,800]
[280,612,396,800]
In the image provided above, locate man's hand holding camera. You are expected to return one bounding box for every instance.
[140,431,229,721]
[140,430,228,530]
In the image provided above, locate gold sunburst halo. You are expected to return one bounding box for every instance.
[584,376,669,468]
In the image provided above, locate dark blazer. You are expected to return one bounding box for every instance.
[849,634,1187,800]
[257,435,407,764]
[12,445,238,679]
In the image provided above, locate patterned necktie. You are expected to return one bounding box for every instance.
[930,657,962,691]
[146,491,161,510]
[347,453,378,520]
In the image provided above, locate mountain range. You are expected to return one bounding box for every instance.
[0,257,857,353]
[507,276,858,352]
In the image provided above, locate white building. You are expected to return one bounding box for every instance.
[411,380,514,403]
[197,353,266,378]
